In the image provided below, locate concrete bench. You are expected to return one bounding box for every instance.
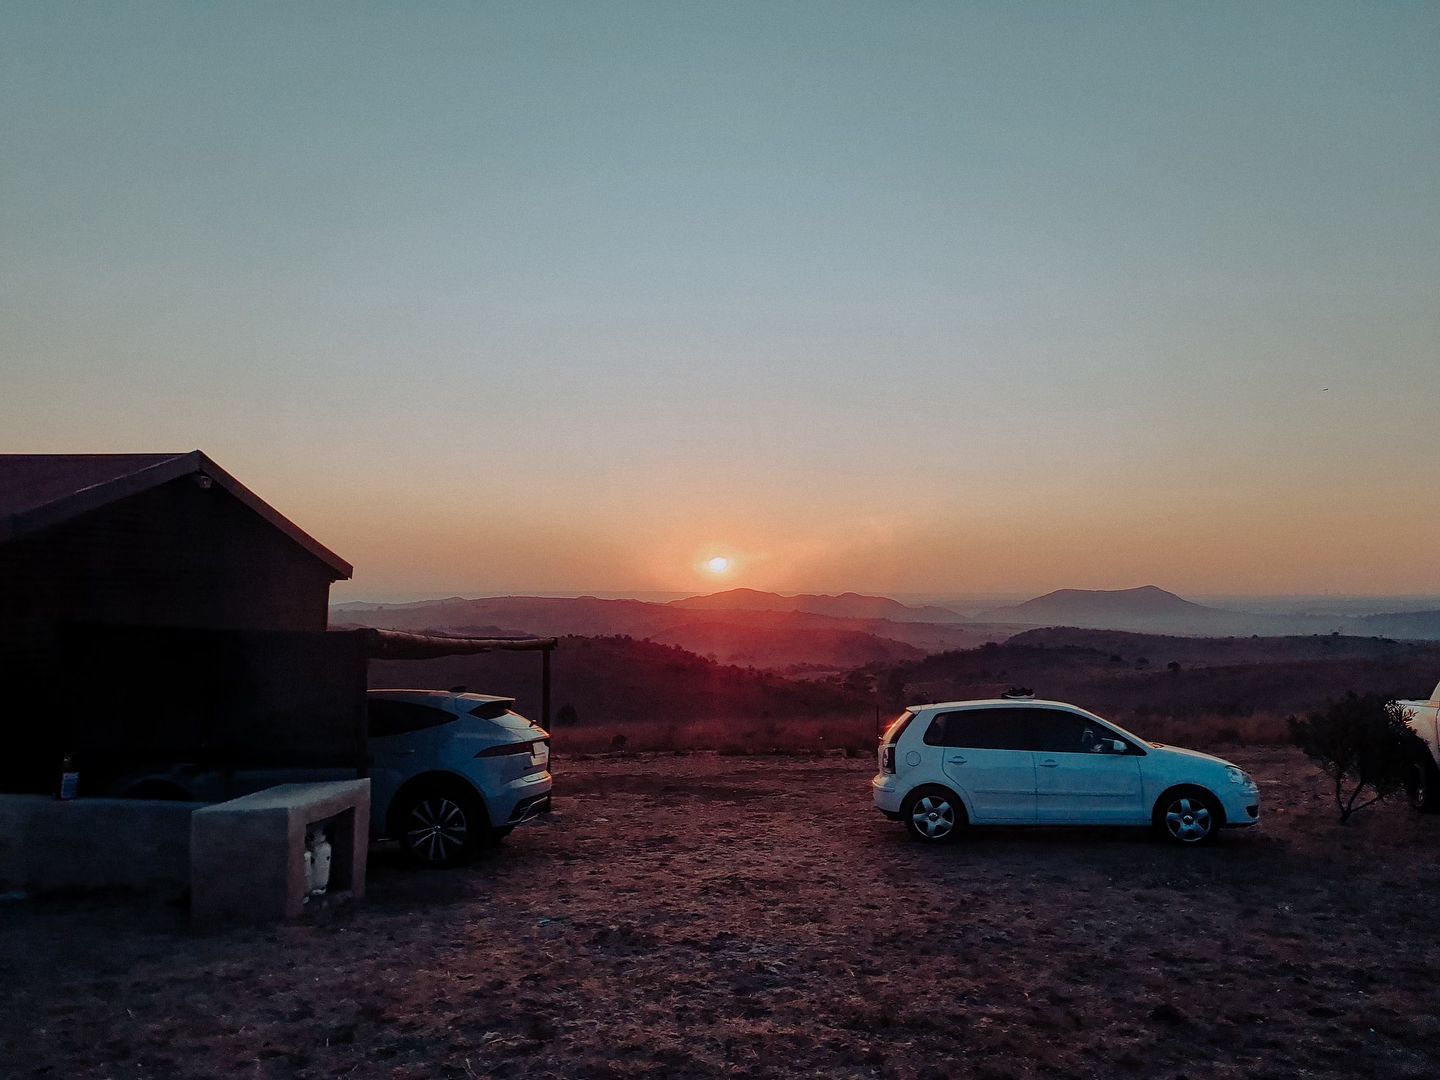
[190,780,369,923]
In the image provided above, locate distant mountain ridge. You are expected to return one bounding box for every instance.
[331,588,1440,660]
[987,585,1223,621]
[669,588,963,623]
[978,584,1440,638]
[331,592,998,669]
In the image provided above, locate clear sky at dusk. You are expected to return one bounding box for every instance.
[3,3,1437,601]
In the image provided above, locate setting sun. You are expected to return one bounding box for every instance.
[705,556,730,574]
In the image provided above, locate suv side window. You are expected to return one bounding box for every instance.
[368,700,455,738]
[1030,709,1127,754]
[925,708,1030,750]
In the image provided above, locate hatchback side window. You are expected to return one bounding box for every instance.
[368,701,455,738]
[1030,709,1126,754]
[926,708,1030,750]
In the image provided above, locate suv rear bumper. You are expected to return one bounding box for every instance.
[507,791,552,824]
[485,770,553,829]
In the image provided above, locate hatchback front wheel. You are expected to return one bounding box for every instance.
[1156,790,1221,845]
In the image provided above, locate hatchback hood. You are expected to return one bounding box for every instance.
[1148,743,1234,770]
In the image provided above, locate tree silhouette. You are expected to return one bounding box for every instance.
[1289,693,1425,823]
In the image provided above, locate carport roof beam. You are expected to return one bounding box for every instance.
[354,628,558,660]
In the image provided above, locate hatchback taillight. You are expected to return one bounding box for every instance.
[881,745,896,773]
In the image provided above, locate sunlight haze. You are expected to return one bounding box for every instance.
[2,2,1436,601]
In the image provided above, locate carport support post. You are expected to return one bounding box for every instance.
[542,645,552,734]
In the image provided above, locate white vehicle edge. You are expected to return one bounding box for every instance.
[1398,680,1440,813]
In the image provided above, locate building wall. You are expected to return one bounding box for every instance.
[1,478,346,789]
[0,476,337,670]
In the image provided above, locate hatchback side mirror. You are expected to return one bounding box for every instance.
[1110,740,1127,754]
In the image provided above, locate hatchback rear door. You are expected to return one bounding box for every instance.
[933,708,1037,824]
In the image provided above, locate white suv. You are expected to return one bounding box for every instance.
[365,690,552,864]
[115,690,552,866]
[872,698,1259,845]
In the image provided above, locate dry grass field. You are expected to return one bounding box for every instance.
[4,747,1440,1079]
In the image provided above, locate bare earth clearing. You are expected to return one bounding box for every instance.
[4,748,1440,1079]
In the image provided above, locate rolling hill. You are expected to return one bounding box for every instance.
[982,585,1233,628]
[979,585,1367,636]
[885,629,1440,735]
[333,593,1007,670]
[367,634,872,729]
[669,588,963,623]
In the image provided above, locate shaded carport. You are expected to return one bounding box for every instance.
[355,627,559,736]
[54,625,558,790]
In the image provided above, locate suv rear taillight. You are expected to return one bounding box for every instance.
[475,741,535,758]
[881,744,896,773]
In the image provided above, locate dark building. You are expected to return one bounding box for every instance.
[0,452,356,788]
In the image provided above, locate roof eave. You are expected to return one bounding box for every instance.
[0,451,353,580]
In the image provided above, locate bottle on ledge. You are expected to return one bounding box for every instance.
[57,754,79,801]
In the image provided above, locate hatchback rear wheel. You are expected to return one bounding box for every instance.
[902,786,966,843]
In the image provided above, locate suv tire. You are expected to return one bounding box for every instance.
[395,783,489,867]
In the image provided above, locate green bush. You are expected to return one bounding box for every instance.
[1288,693,1425,823]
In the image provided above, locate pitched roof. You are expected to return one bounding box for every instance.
[0,451,352,579]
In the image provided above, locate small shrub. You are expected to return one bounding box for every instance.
[1288,693,1424,824]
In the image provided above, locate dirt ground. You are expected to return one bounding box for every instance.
[4,746,1440,1079]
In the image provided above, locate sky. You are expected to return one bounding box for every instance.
[2,2,1437,602]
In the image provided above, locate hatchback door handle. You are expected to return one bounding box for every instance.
[1038,759,1059,768]
[947,755,967,765]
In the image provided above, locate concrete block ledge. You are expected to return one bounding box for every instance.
[0,794,203,894]
[190,780,369,923]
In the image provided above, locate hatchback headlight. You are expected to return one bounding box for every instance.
[1225,765,1256,788]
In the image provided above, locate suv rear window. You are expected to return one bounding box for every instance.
[468,701,514,721]
[368,700,455,737]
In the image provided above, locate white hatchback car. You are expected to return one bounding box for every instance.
[872,698,1259,845]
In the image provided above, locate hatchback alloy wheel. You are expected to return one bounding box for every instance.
[910,794,956,840]
[1163,796,1213,843]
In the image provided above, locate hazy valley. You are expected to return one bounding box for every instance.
[342,585,1440,753]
